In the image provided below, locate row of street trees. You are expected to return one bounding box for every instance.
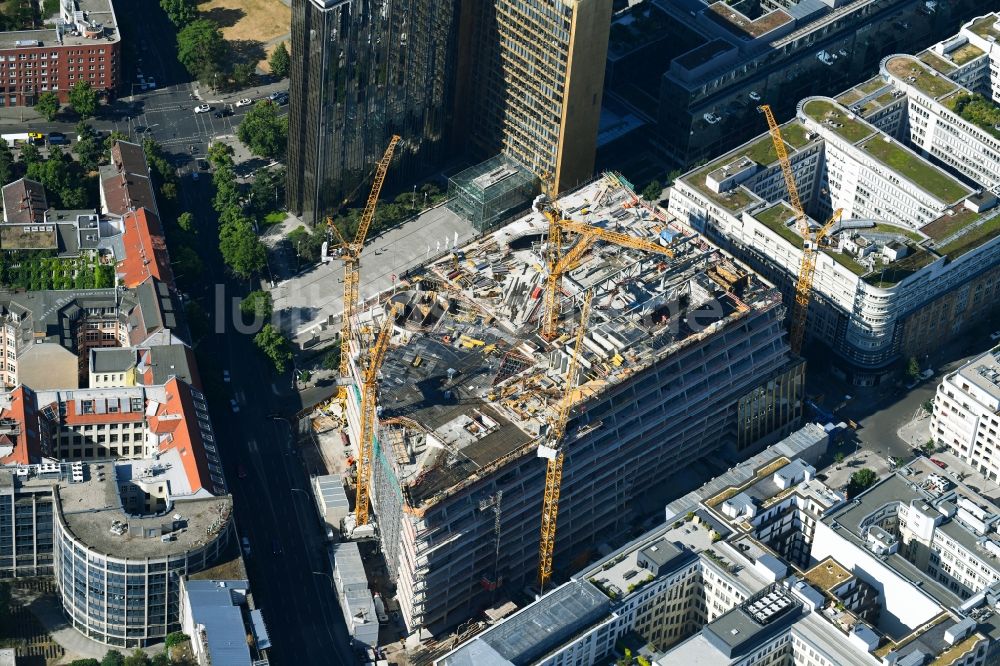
[34,81,100,121]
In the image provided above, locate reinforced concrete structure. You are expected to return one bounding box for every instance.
[344,175,803,634]
[669,13,1000,385]
[602,0,996,169]
[438,430,1000,666]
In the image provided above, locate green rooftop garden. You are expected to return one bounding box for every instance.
[950,43,985,66]
[0,253,112,291]
[802,99,875,144]
[824,249,867,276]
[868,222,926,243]
[969,14,1000,42]
[858,78,887,95]
[754,203,801,246]
[685,159,760,212]
[741,136,781,165]
[887,56,959,99]
[937,214,1000,259]
[863,249,937,287]
[918,51,956,74]
[920,207,983,241]
[837,89,864,106]
[861,136,968,202]
[780,121,812,149]
[944,92,1000,140]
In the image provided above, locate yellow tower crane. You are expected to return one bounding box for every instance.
[758,105,843,355]
[537,290,592,592]
[540,219,674,340]
[355,302,403,527]
[328,135,401,378]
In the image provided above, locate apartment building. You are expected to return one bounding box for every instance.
[668,16,1000,384]
[601,0,995,169]
[0,0,121,107]
[931,347,1000,482]
[439,432,1000,666]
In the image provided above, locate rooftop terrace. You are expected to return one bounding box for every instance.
[860,136,969,203]
[886,55,959,101]
[705,2,792,40]
[801,98,875,144]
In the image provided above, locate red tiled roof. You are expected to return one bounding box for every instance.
[118,209,174,288]
[62,400,144,426]
[147,378,213,494]
[0,387,41,465]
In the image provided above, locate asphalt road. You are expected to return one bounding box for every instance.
[179,174,355,665]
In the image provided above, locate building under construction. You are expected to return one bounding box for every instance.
[344,175,803,634]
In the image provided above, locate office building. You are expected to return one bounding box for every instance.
[465,0,612,193]
[0,0,121,107]
[668,14,1000,385]
[286,0,464,226]
[439,431,1000,666]
[343,174,804,634]
[600,0,995,170]
[931,347,1000,482]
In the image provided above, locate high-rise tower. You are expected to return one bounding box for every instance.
[287,0,463,225]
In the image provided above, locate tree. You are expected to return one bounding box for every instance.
[151,655,169,666]
[269,42,290,79]
[160,0,197,27]
[641,180,661,202]
[254,324,293,373]
[287,225,325,263]
[232,62,256,88]
[19,141,41,166]
[177,20,226,82]
[164,632,189,649]
[69,661,100,666]
[123,649,149,666]
[103,130,128,153]
[906,356,920,380]
[73,124,102,172]
[250,167,284,217]
[177,211,194,232]
[173,246,203,280]
[848,468,878,497]
[208,141,234,168]
[240,290,273,319]
[213,166,241,213]
[94,264,114,289]
[185,301,209,342]
[36,91,60,121]
[237,100,287,160]
[834,451,845,466]
[68,80,98,118]
[0,139,13,185]
[219,216,267,279]
[101,651,125,666]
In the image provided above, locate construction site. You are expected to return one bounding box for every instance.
[320,172,806,637]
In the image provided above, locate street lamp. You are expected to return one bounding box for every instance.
[312,571,334,586]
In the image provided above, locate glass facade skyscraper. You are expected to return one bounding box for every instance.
[287,0,463,226]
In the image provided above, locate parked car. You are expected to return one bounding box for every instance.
[222,369,231,382]
[27,132,44,146]
[931,458,947,469]
[267,90,286,101]
[198,159,210,171]
[47,131,68,145]
[241,537,251,556]
[229,398,239,413]
[274,94,289,105]
[194,104,211,114]
[991,330,1000,342]
[214,108,233,118]
[236,98,253,108]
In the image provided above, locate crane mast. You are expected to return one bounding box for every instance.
[758,106,843,355]
[332,135,401,378]
[355,302,402,527]
[537,290,592,591]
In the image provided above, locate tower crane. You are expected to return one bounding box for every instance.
[540,219,674,340]
[355,302,403,527]
[758,105,843,355]
[537,290,592,592]
[328,135,401,377]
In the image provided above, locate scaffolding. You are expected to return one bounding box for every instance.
[447,155,537,232]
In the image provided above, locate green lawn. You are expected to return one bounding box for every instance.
[802,99,874,144]
[780,121,812,149]
[918,51,956,74]
[861,137,968,202]
[938,214,1000,259]
[837,89,864,106]
[754,203,802,246]
[969,15,1000,42]
[887,56,958,99]
[920,207,982,241]
[951,43,985,66]
[1,253,108,291]
[858,78,887,95]
[263,211,286,226]
[863,250,937,287]
[824,249,867,276]
[687,157,761,213]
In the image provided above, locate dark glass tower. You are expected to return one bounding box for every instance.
[287,0,462,226]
